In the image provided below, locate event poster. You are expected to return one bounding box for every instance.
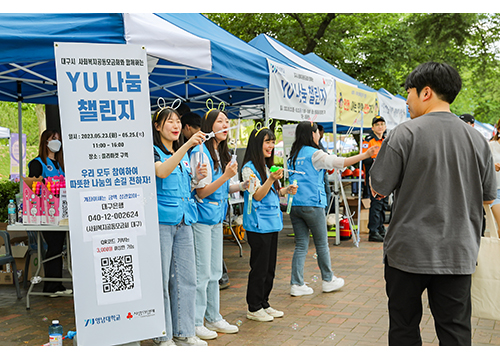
[54,42,165,345]
[335,81,378,127]
[267,59,335,122]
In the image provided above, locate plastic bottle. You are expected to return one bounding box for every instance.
[8,199,16,225]
[49,320,63,346]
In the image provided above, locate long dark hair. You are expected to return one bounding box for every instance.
[200,109,231,172]
[493,118,500,141]
[38,129,64,171]
[152,107,181,156]
[243,128,279,193]
[289,121,320,170]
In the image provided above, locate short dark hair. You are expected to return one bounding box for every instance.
[181,111,201,129]
[404,62,462,104]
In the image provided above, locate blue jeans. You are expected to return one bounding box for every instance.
[192,222,223,326]
[290,206,333,285]
[156,222,196,341]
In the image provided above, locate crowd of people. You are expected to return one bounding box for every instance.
[31,61,499,347]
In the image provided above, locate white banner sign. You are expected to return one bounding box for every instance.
[377,92,409,130]
[267,59,335,122]
[55,42,165,346]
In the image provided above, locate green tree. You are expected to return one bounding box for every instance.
[206,13,500,124]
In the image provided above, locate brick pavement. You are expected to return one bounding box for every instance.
[1,214,500,346]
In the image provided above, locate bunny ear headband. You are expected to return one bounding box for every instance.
[254,118,282,137]
[155,97,182,120]
[202,99,241,142]
[205,98,226,118]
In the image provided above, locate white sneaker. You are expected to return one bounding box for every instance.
[264,307,284,318]
[195,325,218,340]
[173,336,207,346]
[291,284,314,296]
[205,319,239,334]
[322,276,345,293]
[152,339,176,346]
[247,308,273,322]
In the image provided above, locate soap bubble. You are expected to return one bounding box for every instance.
[312,253,318,260]
[42,317,48,322]
[291,323,299,330]
[311,275,318,283]
[236,320,242,326]
[329,333,336,340]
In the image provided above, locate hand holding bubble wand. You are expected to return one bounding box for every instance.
[286,180,298,214]
[247,173,257,214]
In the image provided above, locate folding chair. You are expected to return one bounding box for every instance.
[0,230,22,299]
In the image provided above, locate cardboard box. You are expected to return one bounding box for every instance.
[359,209,369,234]
[0,233,42,284]
[0,269,23,285]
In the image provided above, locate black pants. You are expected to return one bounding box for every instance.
[368,191,387,233]
[246,231,278,312]
[384,261,472,346]
[366,171,387,233]
[42,231,67,293]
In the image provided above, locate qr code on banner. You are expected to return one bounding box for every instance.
[101,255,134,293]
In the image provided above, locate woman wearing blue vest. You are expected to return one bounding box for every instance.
[190,109,246,340]
[152,106,208,346]
[28,129,68,297]
[287,121,378,297]
[242,127,298,322]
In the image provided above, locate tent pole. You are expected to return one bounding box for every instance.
[334,118,340,246]
[355,114,364,247]
[17,81,23,193]
[264,88,269,127]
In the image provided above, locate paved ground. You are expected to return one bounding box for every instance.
[1,214,500,347]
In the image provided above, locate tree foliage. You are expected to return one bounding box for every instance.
[206,13,500,124]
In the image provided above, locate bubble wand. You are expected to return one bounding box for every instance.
[286,180,298,214]
[269,165,305,175]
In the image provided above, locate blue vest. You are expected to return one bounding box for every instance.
[242,161,283,233]
[288,146,327,208]
[190,144,230,225]
[32,157,65,177]
[154,146,198,226]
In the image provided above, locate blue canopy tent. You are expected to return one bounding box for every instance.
[249,34,377,134]
[1,13,303,186]
[0,13,277,118]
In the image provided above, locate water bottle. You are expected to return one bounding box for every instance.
[49,320,63,346]
[8,199,16,225]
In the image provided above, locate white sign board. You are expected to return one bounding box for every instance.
[377,93,408,130]
[55,42,165,346]
[267,59,335,122]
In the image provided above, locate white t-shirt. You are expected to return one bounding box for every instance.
[488,140,500,189]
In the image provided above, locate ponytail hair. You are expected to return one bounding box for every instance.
[288,121,320,169]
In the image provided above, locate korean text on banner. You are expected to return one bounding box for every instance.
[336,81,378,127]
[267,59,335,122]
[54,42,165,346]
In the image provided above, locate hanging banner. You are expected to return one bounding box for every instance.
[336,81,378,127]
[9,133,26,180]
[55,42,165,346]
[267,59,335,122]
[378,92,408,130]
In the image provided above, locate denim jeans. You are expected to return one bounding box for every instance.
[156,222,196,341]
[289,206,333,285]
[192,222,223,326]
